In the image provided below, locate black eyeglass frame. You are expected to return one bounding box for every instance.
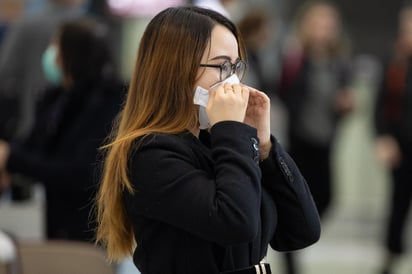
[199,59,247,82]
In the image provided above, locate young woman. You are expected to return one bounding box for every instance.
[277,2,353,273]
[95,6,320,274]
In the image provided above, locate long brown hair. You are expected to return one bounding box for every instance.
[95,6,246,262]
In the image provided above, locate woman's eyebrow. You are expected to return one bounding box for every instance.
[208,55,232,62]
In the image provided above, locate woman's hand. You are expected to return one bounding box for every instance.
[0,140,10,170]
[0,140,11,196]
[0,170,11,196]
[335,89,354,115]
[375,135,402,169]
[207,83,250,126]
[243,87,272,159]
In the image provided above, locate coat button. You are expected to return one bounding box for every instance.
[251,137,260,163]
[251,137,258,144]
[254,155,259,162]
[251,138,259,151]
[253,143,259,150]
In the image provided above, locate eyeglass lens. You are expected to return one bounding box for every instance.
[221,60,246,81]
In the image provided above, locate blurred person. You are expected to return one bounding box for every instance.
[0,0,88,141]
[0,0,24,45]
[277,1,353,273]
[0,17,124,242]
[278,0,353,219]
[237,7,289,149]
[374,4,412,274]
[95,6,320,274]
[191,0,234,18]
[237,8,272,92]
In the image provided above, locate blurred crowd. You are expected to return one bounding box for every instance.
[0,1,411,274]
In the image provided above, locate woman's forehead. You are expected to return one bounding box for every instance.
[207,24,239,61]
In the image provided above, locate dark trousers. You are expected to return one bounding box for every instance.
[283,136,332,274]
[288,137,332,217]
[385,152,412,254]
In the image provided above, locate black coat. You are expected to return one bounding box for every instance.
[278,55,351,147]
[124,121,321,274]
[7,79,125,241]
[375,57,412,151]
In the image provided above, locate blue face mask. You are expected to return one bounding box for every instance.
[42,46,63,85]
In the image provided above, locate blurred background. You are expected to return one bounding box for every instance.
[0,0,411,274]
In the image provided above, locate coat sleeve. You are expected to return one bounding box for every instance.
[125,121,262,246]
[260,136,321,251]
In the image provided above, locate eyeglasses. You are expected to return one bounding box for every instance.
[200,59,247,81]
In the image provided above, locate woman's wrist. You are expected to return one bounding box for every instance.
[259,140,272,161]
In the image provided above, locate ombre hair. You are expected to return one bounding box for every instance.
[95,6,246,262]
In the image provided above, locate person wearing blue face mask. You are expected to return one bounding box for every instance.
[42,45,64,85]
[0,0,90,141]
[0,17,124,242]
